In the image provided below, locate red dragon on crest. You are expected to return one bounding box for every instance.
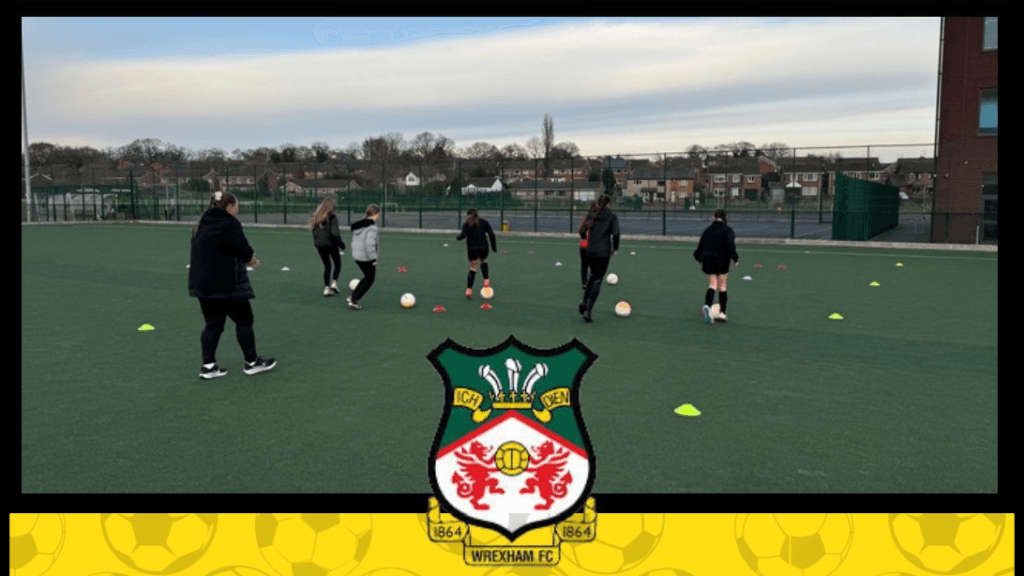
[519,440,574,510]
[451,441,505,510]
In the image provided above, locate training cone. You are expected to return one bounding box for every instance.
[675,403,701,417]
[869,281,881,287]
[828,313,844,321]
[479,303,493,310]
[281,267,290,271]
[742,275,752,281]
[896,262,904,267]
[138,323,155,331]
[432,305,446,313]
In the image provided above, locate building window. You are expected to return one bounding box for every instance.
[983,17,998,50]
[714,175,726,183]
[979,89,997,135]
[746,175,757,183]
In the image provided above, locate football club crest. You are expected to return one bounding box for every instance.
[426,336,598,565]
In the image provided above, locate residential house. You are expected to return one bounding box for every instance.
[510,180,604,202]
[602,156,631,188]
[285,178,348,196]
[461,177,506,195]
[624,168,697,204]
[881,158,935,202]
[546,157,592,182]
[706,157,767,199]
[777,157,829,199]
[498,159,543,182]
[397,167,448,191]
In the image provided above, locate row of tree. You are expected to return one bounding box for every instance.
[24,114,800,171]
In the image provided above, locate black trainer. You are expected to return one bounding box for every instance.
[243,357,277,375]
[200,364,228,380]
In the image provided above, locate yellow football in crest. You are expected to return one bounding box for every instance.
[494,441,530,476]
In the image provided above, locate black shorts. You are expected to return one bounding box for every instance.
[701,258,731,275]
[467,248,489,262]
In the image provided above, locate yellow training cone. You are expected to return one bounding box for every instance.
[828,313,844,321]
[675,403,701,417]
[138,323,155,331]
[896,262,904,267]
[869,281,881,287]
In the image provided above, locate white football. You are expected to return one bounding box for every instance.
[615,301,631,318]
[400,293,416,308]
[349,278,360,291]
[606,273,619,285]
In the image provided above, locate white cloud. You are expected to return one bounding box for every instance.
[24,17,940,154]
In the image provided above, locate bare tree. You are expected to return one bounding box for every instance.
[361,133,405,164]
[410,132,439,159]
[525,136,545,160]
[311,141,333,163]
[551,141,580,159]
[542,113,555,162]
[410,132,455,163]
[759,142,791,160]
[498,143,529,160]
[686,144,708,162]
[462,141,499,160]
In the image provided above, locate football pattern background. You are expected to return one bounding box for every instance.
[8,513,1013,576]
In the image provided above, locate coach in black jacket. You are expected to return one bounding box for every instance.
[188,191,275,379]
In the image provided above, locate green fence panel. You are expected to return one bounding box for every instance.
[832,172,899,241]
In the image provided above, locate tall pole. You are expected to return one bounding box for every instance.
[22,46,33,222]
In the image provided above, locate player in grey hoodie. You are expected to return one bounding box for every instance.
[346,204,381,310]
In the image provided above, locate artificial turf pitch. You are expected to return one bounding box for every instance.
[21,224,997,494]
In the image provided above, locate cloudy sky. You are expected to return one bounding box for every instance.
[22,17,941,161]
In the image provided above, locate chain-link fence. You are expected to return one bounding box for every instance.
[20,143,994,245]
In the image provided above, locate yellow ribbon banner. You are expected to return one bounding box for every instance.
[426,496,597,566]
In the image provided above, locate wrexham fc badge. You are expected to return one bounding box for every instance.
[427,335,598,556]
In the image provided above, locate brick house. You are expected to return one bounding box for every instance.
[881,158,935,202]
[498,159,543,182]
[624,168,697,204]
[546,157,592,182]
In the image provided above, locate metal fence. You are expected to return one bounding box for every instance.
[20,143,995,244]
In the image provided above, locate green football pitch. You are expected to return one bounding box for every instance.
[21,224,997,494]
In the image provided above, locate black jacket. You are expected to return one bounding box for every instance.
[693,220,739,265]
[457,218,497,252]
[584,207,620,258]
[312,213,346,250]
[188,208,256,299]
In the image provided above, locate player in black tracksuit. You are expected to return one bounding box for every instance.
[579,195,620,322]
[693,208,739,324]
[456,208,497,299]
